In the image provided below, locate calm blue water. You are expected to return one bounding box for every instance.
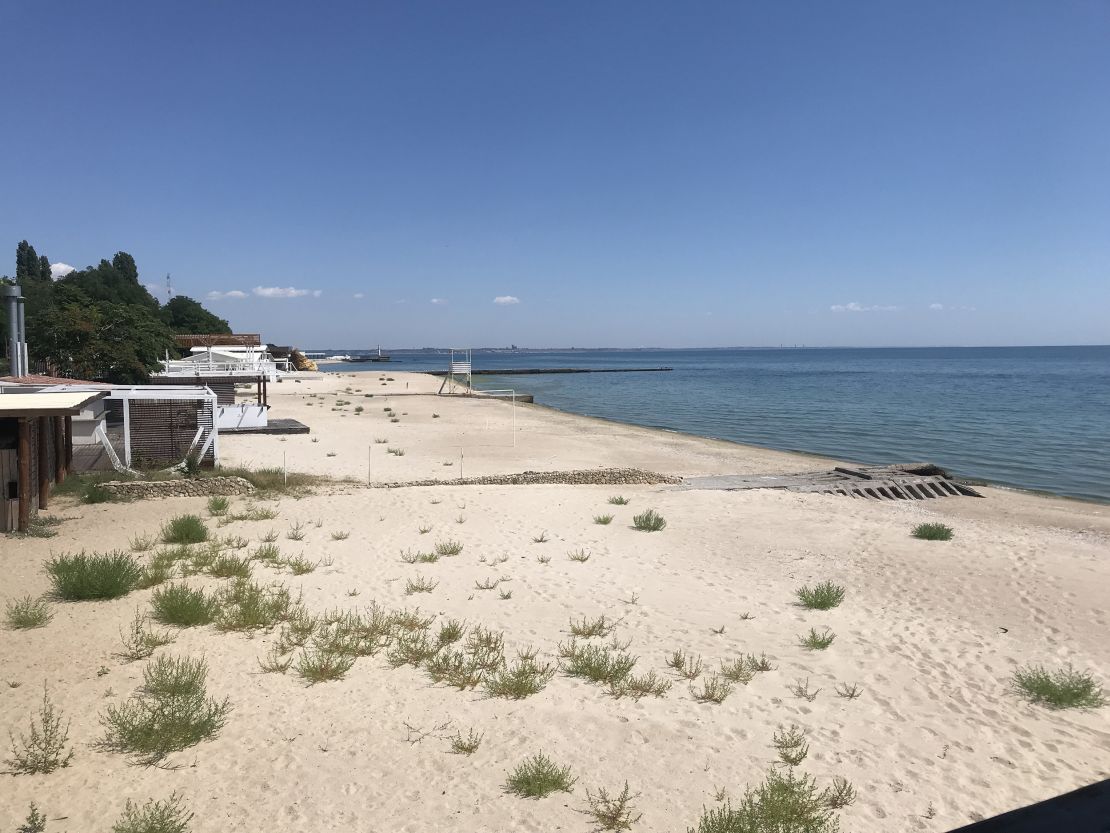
[319,347,1110,502]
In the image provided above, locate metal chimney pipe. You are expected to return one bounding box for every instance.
[17,296,27,376]
[2,284,21,377]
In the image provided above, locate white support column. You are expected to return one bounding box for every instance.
[122,398,132,467]
[210,411,219,466]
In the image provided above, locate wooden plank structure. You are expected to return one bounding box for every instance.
[682,463,983,500]
[0,390,106,531]
[174,333,261,348]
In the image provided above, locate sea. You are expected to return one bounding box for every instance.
[315,346,1110,503]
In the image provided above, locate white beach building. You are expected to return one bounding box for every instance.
[156,343,291,382]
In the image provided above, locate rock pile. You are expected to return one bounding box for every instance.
[374,468,680,489]
[99,477,255,500]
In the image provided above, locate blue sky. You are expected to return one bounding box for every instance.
[2,1,1108,348]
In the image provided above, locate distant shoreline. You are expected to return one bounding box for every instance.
[316,367,1110,507]
[499,382,1110,508]
[310,343,1110,354]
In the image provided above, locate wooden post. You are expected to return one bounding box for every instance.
[17,417,30,532]
[37,417,50,509]
[64,415,73,470]
[54,415,66,482]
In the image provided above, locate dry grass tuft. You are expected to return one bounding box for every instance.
[796,581,845,610]
[111,793,193,833]
[5,596,53,630]
[720,653,774,684]
[772,724,809,766]
[99,655,230,765]
[582,781,642,832]
[485,655,555,699]
[834,682,863,700]
[797,628,836,650]
[666,650,703,680]
[5,685,73,774]
[691,674,733,704]
[570,615,616,638]
[295,647,355,684]
[151,584,217,628]
[911,522,953,541]
[47,550,141,601]
[787,678,821,702]
[1012,664,1105,710]
[161,515,208,545]
[405,575,439,595]
[561,640,637,686]
[215,580,296,632]
[632,509,666,531]
[117,609,175,661]
[609,670,672,700]
[449,727,484,755]
[505,752,577,798]
[435,540,464,556]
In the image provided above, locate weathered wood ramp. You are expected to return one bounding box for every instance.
[682,463,983,500]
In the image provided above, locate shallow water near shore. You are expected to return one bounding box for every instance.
[320,346,1110,502]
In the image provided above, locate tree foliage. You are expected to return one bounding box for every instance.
[17,240,53,283]
[4,240,231,383]
[161,295,231,336]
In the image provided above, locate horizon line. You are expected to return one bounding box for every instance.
[304,343,1110,352]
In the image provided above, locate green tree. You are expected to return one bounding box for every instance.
[161,295,231,335]
[111,251,139,283]
[9,242,228,382]
[59,256,159,309]
[16,240,51,283]
[32,296,175,384]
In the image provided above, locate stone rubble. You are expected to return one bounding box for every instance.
[99,476,256,500]
[373,468,681,489]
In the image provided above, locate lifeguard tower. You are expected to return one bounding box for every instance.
[437,348,472,395]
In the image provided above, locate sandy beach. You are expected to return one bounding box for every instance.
[3,369,1109,832]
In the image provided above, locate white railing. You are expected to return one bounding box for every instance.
[157,359,285,379]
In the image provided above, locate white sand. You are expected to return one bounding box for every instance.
[2,370,1109,831]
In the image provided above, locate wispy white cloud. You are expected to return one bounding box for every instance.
[929,302,977,312]
[493,295,520,305]
[929,302,944,311]
[830,302,900,313]
[430,297,446,305]
[50,262,75,280]
[207,289,248,300]
[252,286,320,299]
[353,292,365,299]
